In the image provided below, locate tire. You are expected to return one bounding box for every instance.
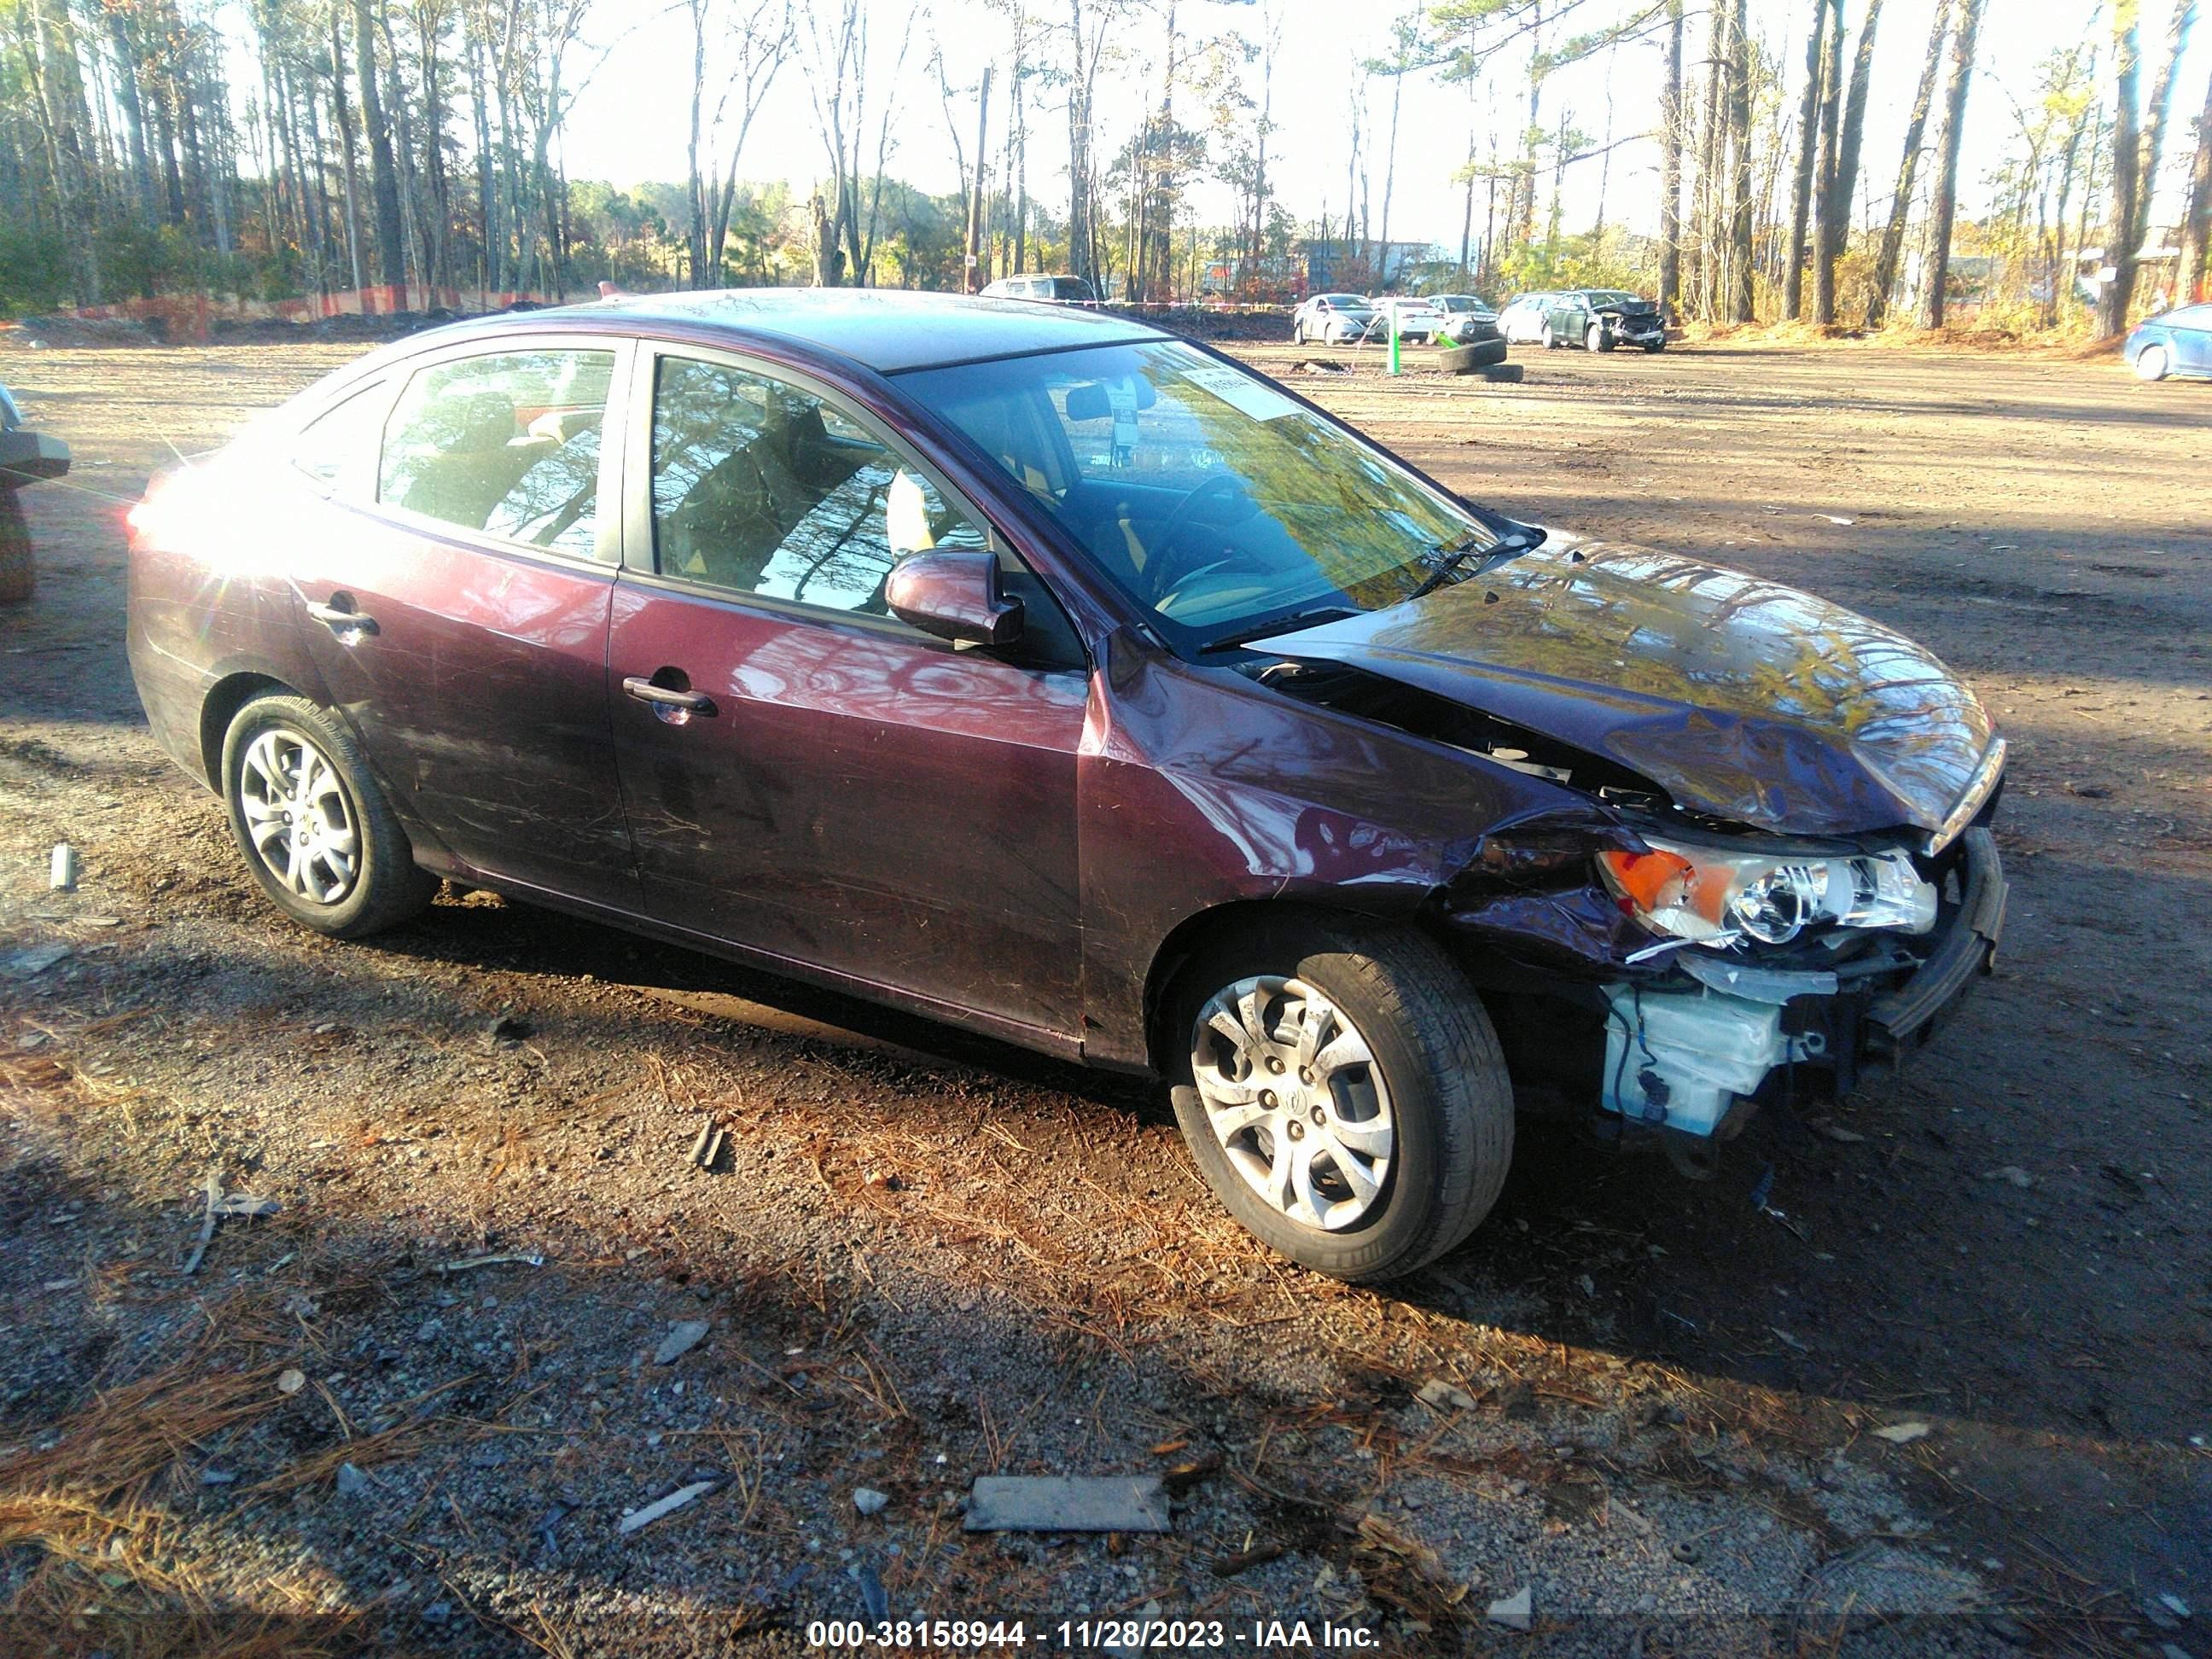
[0,492,29,605]
[220,692,436,939]
[1167,915,1513,1283]
[1292,323,1307,346]
[1439,338,1509,374]
[2133,344,2169,381]
[1644,340,1667,354]
[1540,322,1556,349]
[1586,324,1611,353]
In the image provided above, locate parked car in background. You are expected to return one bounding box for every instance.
[1495,293,1557,343]
[1539,289,1668,352]
[1292,293,1378,345]
[2125,303,2212,381]
[126,289,2008,1284]
[1363,295,1447,342]
[981,274,1097,306]
[0,378,73,604]
[1431,295,1503,345]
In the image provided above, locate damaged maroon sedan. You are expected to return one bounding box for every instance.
[126,292,2006,1282]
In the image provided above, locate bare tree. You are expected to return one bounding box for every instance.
[1814,0,1883,323]
[684,0,794,286]
[1657,0,1685,317]
[1866,0,1951,323]
[2179,66,2212,303]
[1919,0,1985,328]
[806,0,916,288]
[1784,0,1831,319]
[2136,1,2197,265]
[2098,0,2143,334]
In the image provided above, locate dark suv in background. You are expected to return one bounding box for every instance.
[1540,289,1668,352]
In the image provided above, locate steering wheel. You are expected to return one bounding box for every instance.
[1144,473,1259,602]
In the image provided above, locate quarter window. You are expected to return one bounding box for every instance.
[291,381,389,492]
[648,355,990,617]
[377,349,615,559]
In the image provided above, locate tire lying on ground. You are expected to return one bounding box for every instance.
[1481,363,1525,383]
[1438,338,1509,373]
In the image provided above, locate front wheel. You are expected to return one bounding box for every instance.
[221,693,436,938]
[1586,325,1610,353]
[1540,322,1555,349]
[1169,917,1513,1282]
[2133,344,2170,381]
[1643,340,1667,353]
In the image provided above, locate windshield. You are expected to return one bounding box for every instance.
[1587,290,1643,306]
[898,340,1498,650]
[1318,294,1369,308]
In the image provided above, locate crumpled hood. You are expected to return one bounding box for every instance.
[1253,538,1999,838]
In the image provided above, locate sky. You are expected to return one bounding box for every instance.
[554,0,2206,258]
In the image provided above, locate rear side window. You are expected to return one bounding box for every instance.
[290,381,389,493]
[377,349,615,560]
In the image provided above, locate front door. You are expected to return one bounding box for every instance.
[289,341,638,910]
[606,347,1089,1043]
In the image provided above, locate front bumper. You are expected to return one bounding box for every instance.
[0,428,70,486]
[1599,829,2007,1138]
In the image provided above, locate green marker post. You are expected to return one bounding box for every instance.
[1388,308,1401,375]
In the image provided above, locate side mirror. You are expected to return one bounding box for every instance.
[886,550,1025,648]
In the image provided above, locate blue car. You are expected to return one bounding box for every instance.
[2125,302,2212,381]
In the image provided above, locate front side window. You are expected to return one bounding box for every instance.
[649,355,992,618]
[901,340,1497,649]
[378,349,614,559]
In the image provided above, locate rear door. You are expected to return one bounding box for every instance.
[605,344,1089,1043]
[288,338,639,910]
[2173,306,2212,371]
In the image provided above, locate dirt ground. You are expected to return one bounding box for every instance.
[1,333,2207,1659]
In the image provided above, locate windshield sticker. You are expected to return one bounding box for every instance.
[1179,364,1300,422]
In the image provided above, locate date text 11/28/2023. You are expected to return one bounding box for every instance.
[806,1619,1385,1650]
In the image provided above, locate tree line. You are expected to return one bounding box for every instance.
[0,0,2205,331]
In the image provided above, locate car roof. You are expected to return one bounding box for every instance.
[423,288,1165,375]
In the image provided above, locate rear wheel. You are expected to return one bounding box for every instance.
[1540,321,1556,349]
[220,693,436,938]
[2133,343,2170,381]
[1168,917,1513,1282]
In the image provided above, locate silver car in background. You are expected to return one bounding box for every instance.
[1292,293,1378,345]
[1364,295,1447,342]
[1496,294,1556,344]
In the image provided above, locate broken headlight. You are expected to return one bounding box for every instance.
[1597,838,1936,950]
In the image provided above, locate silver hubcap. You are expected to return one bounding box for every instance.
[1190,976,1394,1231]
[238,727,359,905]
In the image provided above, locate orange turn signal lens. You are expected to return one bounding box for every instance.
[1598,848,1695,914]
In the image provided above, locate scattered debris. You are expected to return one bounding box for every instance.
[1,942,70,977]
[1982,1166,2034,1190]
[434,1251,544,1276]
[1486,1585,1534,1632]
[1293,358,1350,375]
[617,1477,721,1535]
[853,1487,889,1516]
[1815,514,1857,526]
[1872,1421,1932,1444]
[856,1561,889,1621]
[336,1462,370,1497]
[1817,1122,1868,1144]
[653,1319,711,1365]
[963,1476,1171,1534]
[48,843,77,891]
[1353,1512,1470,1625]
[2158,1592,2192,1620]
[276,1369,306,1395]
[178,1173,279,1275]
[200,1467,236,1486]
[686,1115,725,1171]
[1417,1378,1477,1412]
[482,1012,528,1050]
[1770,1326,1810,1353]
[1160,1452,1221,1495]
[1211,1541,1284,1577]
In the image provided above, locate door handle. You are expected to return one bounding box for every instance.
[306,599,378,637]
[622,676,717,717]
